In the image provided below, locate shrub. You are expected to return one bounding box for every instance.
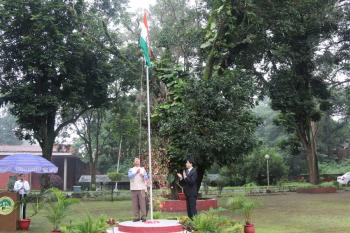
[61,215,109,233]
[227,195,259,225]
[49,174,63,189]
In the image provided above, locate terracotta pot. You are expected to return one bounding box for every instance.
[18,219,31,231]
[178,192,186,200]
[51,230,61,233]
[244,224,255,233]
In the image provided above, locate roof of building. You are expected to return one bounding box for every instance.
[79,175,129,183]
[0,144,76,157]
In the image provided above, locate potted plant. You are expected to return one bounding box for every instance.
[227,195,258,233]
[175,182,186,200]
[16,195,30,230]
[45,188,79,233]
[17,193,43,231]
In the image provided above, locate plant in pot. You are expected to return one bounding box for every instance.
[17,193,43,230]
[175,181,185,200]
[227,195,258,233]
[17,195,30,231]
[45,188,79,233]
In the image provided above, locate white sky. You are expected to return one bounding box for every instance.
[128,0,156,12]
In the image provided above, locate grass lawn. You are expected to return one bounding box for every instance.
[6,191,350,233]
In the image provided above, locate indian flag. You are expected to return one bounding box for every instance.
[140,11,152,67]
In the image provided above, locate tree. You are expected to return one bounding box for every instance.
[150,0,206,72]
[153,59,259,191]
[74,108,106,191]
[0,0,127,160]
[264,0,340,184]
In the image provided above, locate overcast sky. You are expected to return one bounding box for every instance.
[128,0,156,12]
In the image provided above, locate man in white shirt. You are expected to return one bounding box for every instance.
[128,157,148,222]
[13,174,30,219]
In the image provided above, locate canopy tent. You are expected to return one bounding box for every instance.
[0,153,58,174]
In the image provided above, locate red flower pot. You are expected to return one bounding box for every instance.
[18,219,31,230]
[244,224,255,233]
[51,231,61,233]
[178,192,186,200]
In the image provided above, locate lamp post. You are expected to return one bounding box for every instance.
[265,154,270,188]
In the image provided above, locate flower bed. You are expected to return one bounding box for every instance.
[296,187,336,194]
[159,198,218,212]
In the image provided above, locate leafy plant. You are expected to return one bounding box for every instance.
[45,188,79,231]
[191,209,240,233]
[227,195,259,225]
[107,171,123,182]
[61,215,109,233]
[153,211,162,219]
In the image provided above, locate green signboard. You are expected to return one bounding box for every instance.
[0,196,15,215]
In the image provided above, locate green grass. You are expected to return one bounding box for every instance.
[6,191,350,233]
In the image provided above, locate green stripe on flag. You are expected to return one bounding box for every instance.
[140,37,152,67]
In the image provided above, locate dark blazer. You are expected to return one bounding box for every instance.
[180,168,198,197]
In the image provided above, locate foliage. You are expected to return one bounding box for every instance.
[319,160,350,174]
[61,215,109,233]
[150,0,206,71]
[192,209,242,233]
[49,174,63,189]
[0,0,129,160]
[227,195,259,225]
[154,59,259,187]
[242,147,288,185]
[45,188,79,231]
[107,171,123,182]
[263,0,340,184]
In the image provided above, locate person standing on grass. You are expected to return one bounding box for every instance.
[128,157,148,222]
[13,174,30,219]
[177,158,198,219]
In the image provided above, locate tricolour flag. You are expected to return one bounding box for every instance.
[140,11,152,67]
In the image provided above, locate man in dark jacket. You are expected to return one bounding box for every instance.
[177,158,198,219]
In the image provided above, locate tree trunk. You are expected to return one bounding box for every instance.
[90,161,97,191]
[306,145,319,184]
[196,166,205,194]
[297,120,320,184]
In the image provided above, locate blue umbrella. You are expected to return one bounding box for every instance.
[0,153,58,174]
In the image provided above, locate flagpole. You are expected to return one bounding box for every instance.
[146,65,153,220]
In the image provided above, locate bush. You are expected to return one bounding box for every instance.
[243,147,288,185]
[61,215,109,233]
[107,171,122,182]
[179,209,243,233]
[49,174,63,189]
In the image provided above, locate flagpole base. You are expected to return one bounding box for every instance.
[108,219,184,233]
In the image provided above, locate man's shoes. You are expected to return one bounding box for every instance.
[132,218,140,222]
[141,217,147,222]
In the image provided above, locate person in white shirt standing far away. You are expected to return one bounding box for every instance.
[13,174,30,219]
[128,157,149,222]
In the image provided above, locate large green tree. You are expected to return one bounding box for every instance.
[0,0,127,160]
[264,0,340,184]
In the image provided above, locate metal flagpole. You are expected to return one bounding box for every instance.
[146,66,153,220]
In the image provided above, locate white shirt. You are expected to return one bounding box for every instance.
[13,180,30,195]
[128,167,148,191]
